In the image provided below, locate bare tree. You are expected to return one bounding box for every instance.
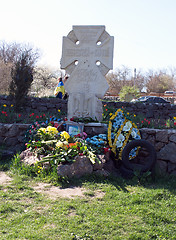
[31,67,63,97]
[145,69,175,93]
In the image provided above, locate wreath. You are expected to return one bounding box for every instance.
[107,109,141,160]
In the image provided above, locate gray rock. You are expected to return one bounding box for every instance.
[156,160,167,174]
[20,149,40,165]
[57,155,93,178]
[168,162,176,173]
[156,130,168,143]
[155,142,165,151]
[169,134,176,143]
[157,142,176,163]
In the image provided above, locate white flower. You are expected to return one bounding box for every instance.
[131,130,137,138]
[116,134,125,148]
[123,121,132,131]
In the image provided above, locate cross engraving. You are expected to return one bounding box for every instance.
[60,25,114,120]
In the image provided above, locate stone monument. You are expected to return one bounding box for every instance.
[60,25,114,121]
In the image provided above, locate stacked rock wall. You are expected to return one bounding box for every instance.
[1,95,176,119]
[0,122,176,175]
[0,95,67,114]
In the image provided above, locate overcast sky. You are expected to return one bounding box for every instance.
[1,0,176,72]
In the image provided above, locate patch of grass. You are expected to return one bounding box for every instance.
[0,167,176,239]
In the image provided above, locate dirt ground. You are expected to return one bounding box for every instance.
[0,171,104,199]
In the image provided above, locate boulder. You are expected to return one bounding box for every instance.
[57,155,93,178]
[20,149,40,165]
[157,142,176,164]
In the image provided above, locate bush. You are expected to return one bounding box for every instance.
[9,48,39,110]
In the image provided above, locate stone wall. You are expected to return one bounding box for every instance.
[0,121,176,175]
[0,95,67,114]
[104,101,176,119]
[140,128,176,175]
[1,95,176,119]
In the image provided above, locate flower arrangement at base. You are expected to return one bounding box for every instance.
[108,109,141,160]
[25,123,100,170]
[86,134,110,154]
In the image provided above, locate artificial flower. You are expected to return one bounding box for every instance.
[60,131,70,140]
[46,126,58,135]
[123,121,132,131]
[56,141,64,148]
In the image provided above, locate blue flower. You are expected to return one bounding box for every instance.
[134,134,141,140]
[98,134,107,140]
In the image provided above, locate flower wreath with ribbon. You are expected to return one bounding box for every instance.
[108,109,141,160]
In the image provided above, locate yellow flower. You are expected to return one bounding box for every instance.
[56,141,64,148]
[134,114,136,117]
[127,112,129,115]
[63,141,69,145]
[3,104,6,107]
[60,131,70,140]
[38,127,46,134]
[46,126,58,135]
[11,104,13,107]
[58,109,61,112]
[109,113,113,116]
[173,117,176,120]
[38,170,40,174]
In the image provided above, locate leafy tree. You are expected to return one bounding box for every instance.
[119,85,140,101]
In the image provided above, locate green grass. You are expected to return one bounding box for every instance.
[1,167,176,239]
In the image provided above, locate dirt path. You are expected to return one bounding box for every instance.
[0,171,12,185]
[0,171,104,199]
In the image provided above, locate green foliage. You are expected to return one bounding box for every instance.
[119,85,140,101]
[9,48,38,110]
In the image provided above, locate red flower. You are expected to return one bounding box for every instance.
[36,115,39,119]
[18,114,21,118]
[174,122,176,126]
[141,121,144,123]
[35,146,37,149]
[31,113,34,116]
[105,109,108,111]
[64,117,68,121]
[40,115,42,118]
[70,117,74,121]
[104,147,110,154]
[79,153,84,156]
[148,121,150,125]
[43,114,46,117]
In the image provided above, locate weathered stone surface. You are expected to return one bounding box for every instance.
[20,149,40,165]
[93,154,106,171]
[84,123,107,136]
[169,134,176,143]
[4,137,18,146]
[156,130,168,143]
[4,124,19,137]
[61,25,114,120]
[57,156,93,178]
[157,142,176,163]
[155,142,165,151]
[168,162,176,173]
[156,160,167,174]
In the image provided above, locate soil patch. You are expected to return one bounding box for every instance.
[0,171,12,185]
[33,182,86,199]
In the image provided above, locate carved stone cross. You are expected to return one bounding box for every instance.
[60,25,114,120]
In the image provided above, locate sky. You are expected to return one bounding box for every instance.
[0,0,176,73]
